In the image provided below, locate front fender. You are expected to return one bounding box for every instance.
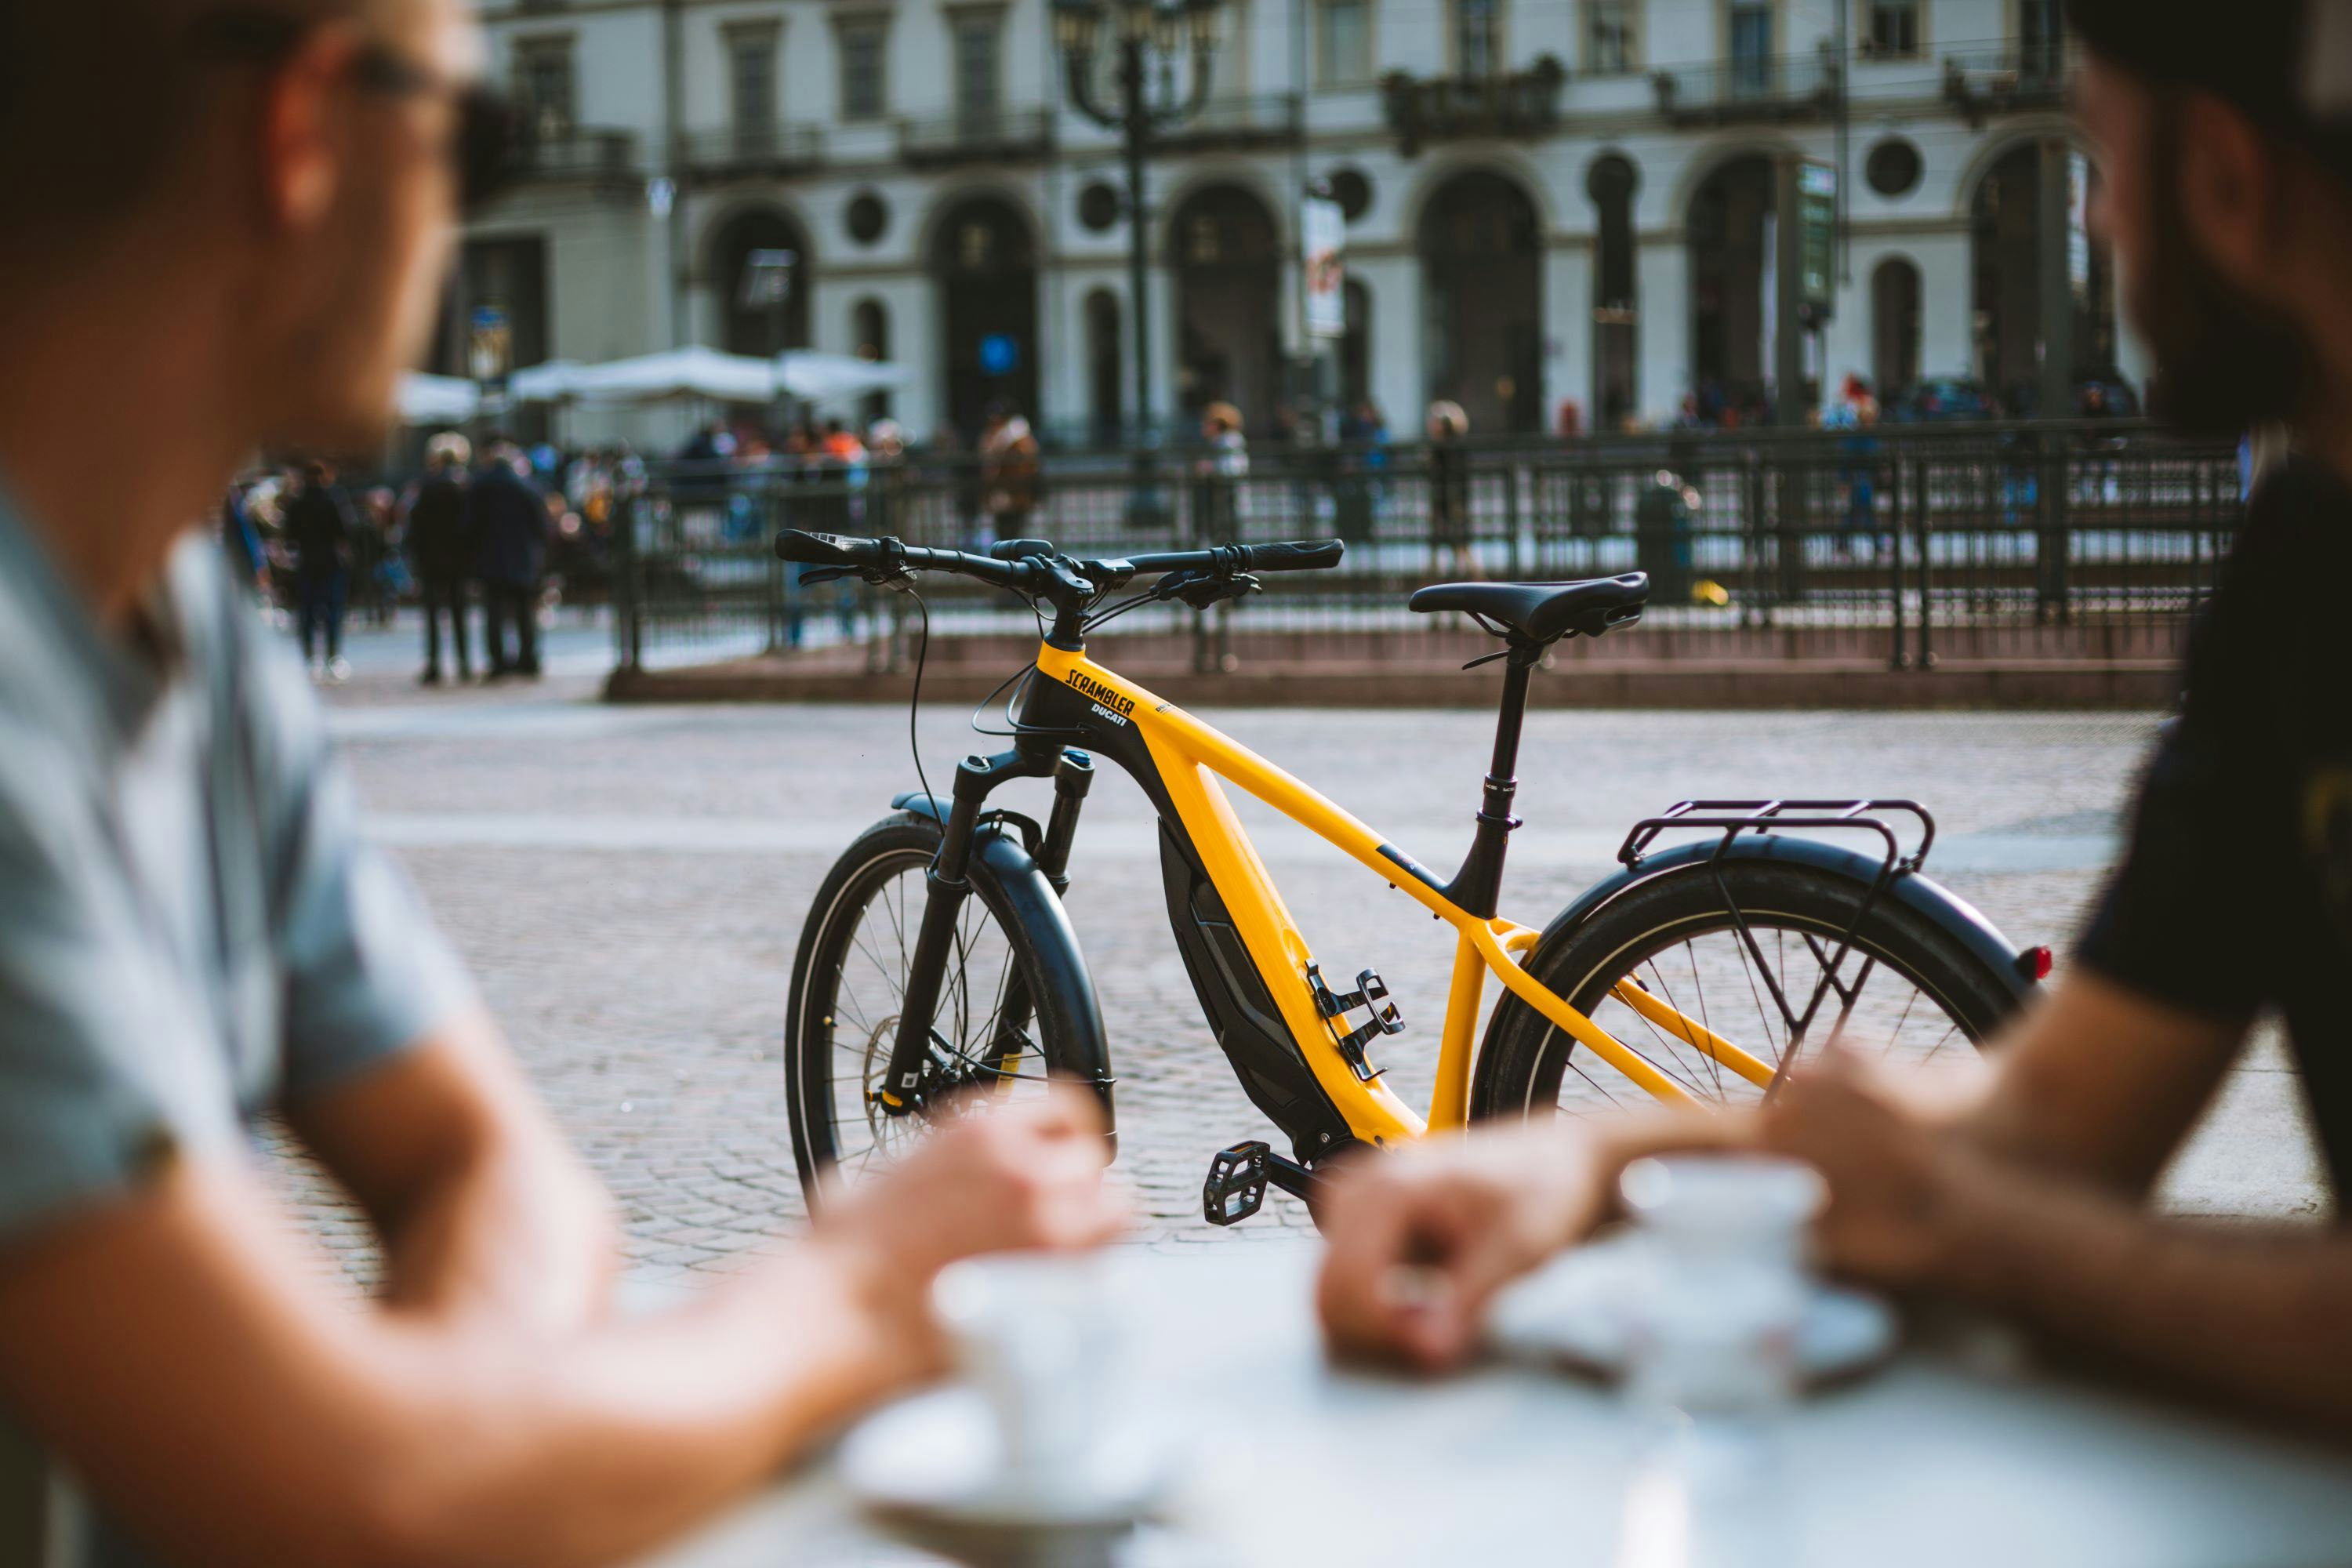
[1527,835,2035,1002]
[889,791,1115,1131]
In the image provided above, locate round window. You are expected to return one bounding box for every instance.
[845,191,889,245]
[1076,181,1123,233]
[1865,138,1923,199]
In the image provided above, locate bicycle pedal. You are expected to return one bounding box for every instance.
[1203,1141,1272,1225]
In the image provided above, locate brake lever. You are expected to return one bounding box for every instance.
[797,565,856,586]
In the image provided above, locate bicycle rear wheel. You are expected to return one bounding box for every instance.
[786,813,1065,1207]
[1472,858,2020,1120]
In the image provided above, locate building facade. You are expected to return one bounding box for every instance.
[454,0,2146,445]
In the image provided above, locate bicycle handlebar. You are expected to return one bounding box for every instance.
[774,528,1345,594]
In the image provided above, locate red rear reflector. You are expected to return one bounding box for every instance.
[2022,945,2054,982]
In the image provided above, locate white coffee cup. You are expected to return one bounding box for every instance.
[931,1251,1121,1498]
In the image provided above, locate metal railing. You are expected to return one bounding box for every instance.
[680,123,826,177]
[1650,49,1841,124]
[606,423,2242,679]
[1940,45,2074,122]
[896,107,1056,166]
[511,127,641,185]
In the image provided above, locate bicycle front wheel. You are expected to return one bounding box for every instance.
[1471,858,2022,1120]
[786,812,1073,1208]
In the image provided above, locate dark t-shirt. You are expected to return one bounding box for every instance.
[2078,456,2352,1193]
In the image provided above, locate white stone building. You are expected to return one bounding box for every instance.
[450,0,2146,446]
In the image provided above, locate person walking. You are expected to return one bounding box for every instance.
[406,431,475,684]
[471,441,550,680]
[284,458,356,681]
[1425,400,1474,579]
[978,401,1040,546]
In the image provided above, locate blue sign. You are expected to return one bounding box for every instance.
[979,333,1020,377]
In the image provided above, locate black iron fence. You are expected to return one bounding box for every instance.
[607,423,2245,677]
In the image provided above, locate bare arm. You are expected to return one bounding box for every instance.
[1318,970,2251,1370]
[1762,1047,2352,1433]
[285,1011,620,1332]
[0,1093,1124,1568]
[1955,968,2247,1192]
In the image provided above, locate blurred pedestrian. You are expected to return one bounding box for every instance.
[978,401,1040,546]
[405,431,475,685]
[285,458,356,681]
[1196,401,1247,541]
[470,441,550,679]
[217,485,270,601]
[1425,399,1474,579]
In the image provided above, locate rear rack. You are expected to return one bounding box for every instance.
[1613,800,1939,1096]
[1617,799,1936,877]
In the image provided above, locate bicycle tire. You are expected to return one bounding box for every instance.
[785,811,1105,1208]
[1471,858,2020,1120]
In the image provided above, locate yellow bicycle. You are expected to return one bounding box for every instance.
[778,530,2042,1220]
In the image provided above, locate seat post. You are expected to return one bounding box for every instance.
[1446,639,1541,920]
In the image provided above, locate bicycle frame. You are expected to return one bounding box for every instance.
[884,624,1773,1164]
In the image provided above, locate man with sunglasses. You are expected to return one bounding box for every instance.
[0,5,1127,1566]
[1319,0,2352,1434]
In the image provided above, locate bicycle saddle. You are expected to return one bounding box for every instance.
[1407,573,1650,643]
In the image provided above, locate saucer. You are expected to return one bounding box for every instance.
[840,1385,1178,1535]
[1486,1234,1898,1385]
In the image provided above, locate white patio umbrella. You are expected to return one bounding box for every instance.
[506,360,588,405]
[396,372,480,424]
[568,346,779,405]
[773,350,909,401]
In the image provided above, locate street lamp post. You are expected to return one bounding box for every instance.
[1054,0,1221,511]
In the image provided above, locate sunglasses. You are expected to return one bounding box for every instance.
[186,9,517,213]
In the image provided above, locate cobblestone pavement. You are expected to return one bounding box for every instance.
[274,657,2328,1288]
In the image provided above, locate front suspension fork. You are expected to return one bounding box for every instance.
[880,746,1093,1112]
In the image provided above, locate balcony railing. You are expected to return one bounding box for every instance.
[1381,57,1566,157]
[681,124,826,181]
[1650,50,1839,125]
[1156,93,1304,152]
[1940,46,2073,126]
[896,107,1054,168]
[510,126,641,191]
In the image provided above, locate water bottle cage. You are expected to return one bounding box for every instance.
[1305,962,1404,1082]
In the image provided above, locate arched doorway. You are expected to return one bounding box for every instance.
[851,297,891,425]
[931,195,1040,442]
[1419,169,1543,436]
[1588,154,1639,431]
[710,207,811,358]
[1084,289,1123,446]
[1970,141,2117,413]
[1687,154,1776,423]
[1871,257,1921,400]
[1170,184,1283,434]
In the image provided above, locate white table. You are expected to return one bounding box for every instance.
[644,1240,2352,1568]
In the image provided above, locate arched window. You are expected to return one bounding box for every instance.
[1587,153,1639,429]
[1085,289,1123,446]
[851,297,891,423]
[710,207,811,357]
[1870,259,1921,400]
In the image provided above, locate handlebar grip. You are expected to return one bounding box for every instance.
[1238,539,1345,572]
[775,528,872,566]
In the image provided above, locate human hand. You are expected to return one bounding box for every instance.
[1316,1123,1604,1372]
[808,1088,1129,1366]
[1759,1047,1971,1290]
